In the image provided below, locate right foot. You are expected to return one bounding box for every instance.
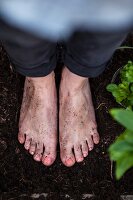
[18,72,57,166]
[59,67,100,167]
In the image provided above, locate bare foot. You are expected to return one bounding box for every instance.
[59,67,100,167]
[18,72,57,166]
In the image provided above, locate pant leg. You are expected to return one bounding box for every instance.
[65,31,128,77]
[2,31,57,77]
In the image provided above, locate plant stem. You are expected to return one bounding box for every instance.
[117,46,133,50]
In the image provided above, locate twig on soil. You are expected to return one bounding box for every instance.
[82,194,94,199]
[96,103,107,110]
[9,64,14,73]
[117,46,133,50]
[8,194,27,200]
[110,160,113,179]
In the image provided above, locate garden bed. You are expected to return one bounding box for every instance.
[0,35,133,200]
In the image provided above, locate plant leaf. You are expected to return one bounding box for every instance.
[106,84,118,92]
[124,130,133,144]
[109,140,133,160]
[121,61,133,83]
[110,109,133,131]
[116,154,133,179]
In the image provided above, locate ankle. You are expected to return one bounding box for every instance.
[61,67,88,93]
[26,71,55,88]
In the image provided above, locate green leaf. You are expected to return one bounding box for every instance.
[109,140,133,160]
[107,61,133,108]
[129,83,133,92]
[112,90,126,103]
[121,61,133,83]
[110,109,133,131]
[124,130,133,144]
[109,128,133,179]
[116,154,133,179]
[106,82,130,104]
[106,84,118,92]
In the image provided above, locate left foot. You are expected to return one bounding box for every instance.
[59,67,100,167]
[18,72,57,166]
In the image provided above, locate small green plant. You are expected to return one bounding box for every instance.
[106,61,133,179]
[109,109,133,180]
[106,61,133,110]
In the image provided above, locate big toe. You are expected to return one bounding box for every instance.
[42,156,53,166]
[42,146,56,166]
[60,146,75,167]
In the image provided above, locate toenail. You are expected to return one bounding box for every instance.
[83,152,88,157]
[44,157,51,164]
[34,155,40,160]
[66,158,73,165]
[77,158,83,162]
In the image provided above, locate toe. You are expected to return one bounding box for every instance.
[34,143,43,162]
[81,141,89,157]
[60,145,75,167]
[29,141,36,155]
[92,131,100,144]
[42,145,56,166]
[87,136,94,151]
[24,136,31,150]
[65,158,75,167]
[42,157,52,166]
[74,144,84,163]
[18,132,25,144]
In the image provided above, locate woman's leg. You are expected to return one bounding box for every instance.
[59,31,127,166]
[3,32,58,166]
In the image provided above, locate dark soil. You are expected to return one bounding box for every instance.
[0,35,133,200]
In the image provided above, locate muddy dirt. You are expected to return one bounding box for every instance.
[0,35,133,200]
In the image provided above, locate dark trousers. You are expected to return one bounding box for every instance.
[2,31,127,78]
